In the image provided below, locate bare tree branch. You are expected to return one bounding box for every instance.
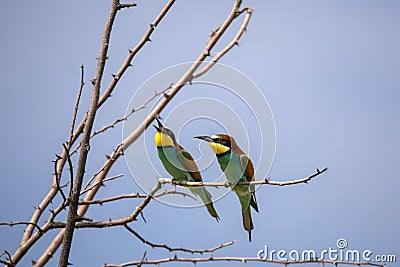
[0,251,13,267]
[193,6,253,78]
[19,0,173,248]
[80,144,123,194]
[124,224,234,254]
[34,178,162,265]
[68,64,85,147]
[136,251,147,267]
[153,189,197,201]
[159,167,327,188]
[49,180,163,231]
[58,0,121,265]
[0,222,44,234]
[117,3,137,10]
[80,174,124,196]
[62,143,74,198]
[78,193,148,206]
[78,189,195,206]
[104,257,385,267]
[52,154,67,204]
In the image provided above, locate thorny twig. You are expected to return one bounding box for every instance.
[68,64,85,147]
[159,168,327,188]
[80,174,124,196]
[52,154,67,203]
[124,224,234,254]
[78,189,196,206]
[104,257,385,267]
[62,143,74,198]
[0,222,44,233]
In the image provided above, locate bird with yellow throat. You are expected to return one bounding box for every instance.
[194,134,258,241]
[153,118,220,221]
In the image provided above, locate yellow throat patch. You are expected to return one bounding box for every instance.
[208,142,230,155]
[155,132,174,147]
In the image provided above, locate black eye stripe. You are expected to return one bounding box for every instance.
[214,138,227,145]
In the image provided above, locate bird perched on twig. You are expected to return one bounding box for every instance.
[194,134,258,241]
[153,118,220,221]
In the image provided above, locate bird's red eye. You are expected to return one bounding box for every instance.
[217,139,223,143]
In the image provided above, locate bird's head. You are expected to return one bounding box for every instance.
[194,134,233,155]
[153,118,176,147]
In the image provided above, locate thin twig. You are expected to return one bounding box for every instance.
[124,224,234,254]
[159,167,327,188]
[0,250,13,267]
[193,6,253,78]
[62,143,74,198]
[80,174,124,196]
[52,154,67,203]
[82,144,123,192]
[68,64,85,147]
[117,3,137,10]
[136,251,147,267]
[154,189,197,201]
[0,222,44,233]
[104,257,385,267]
[78,193,148,205]
[78,189,195,206]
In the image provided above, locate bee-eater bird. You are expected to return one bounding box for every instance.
[194,134,258,241]
[153,118,220,221]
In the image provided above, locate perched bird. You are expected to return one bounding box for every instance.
[153,118,220,221]
[194,134,258,241]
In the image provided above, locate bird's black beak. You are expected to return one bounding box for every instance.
[153,117,163,132]
[155,117,163,129]
[193,135,213,142]
[153,125,161,132]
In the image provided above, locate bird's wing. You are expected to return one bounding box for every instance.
[239,154,255,183]
[240,154,259,212]
[177,145,203,182]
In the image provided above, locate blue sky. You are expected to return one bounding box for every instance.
[1,1,399,266]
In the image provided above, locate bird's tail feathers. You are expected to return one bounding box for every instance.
[242,207,254,242]
[250,192,259,212]
[193,187,220,222]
